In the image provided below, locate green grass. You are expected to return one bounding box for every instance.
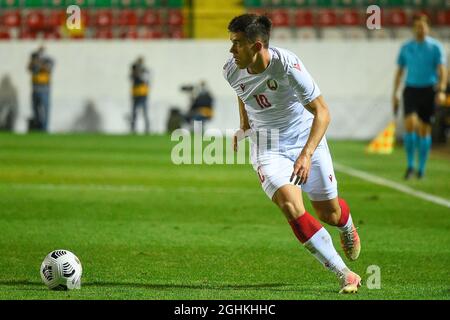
[0,133,449,300]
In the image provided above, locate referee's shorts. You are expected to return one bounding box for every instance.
[403,86,436,124]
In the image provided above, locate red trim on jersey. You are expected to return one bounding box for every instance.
[289,212,322,243]
[338,198,350,227]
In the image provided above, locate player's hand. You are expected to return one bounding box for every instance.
[436,91,446,106]
[232,129,246,152]
[392,95,400,116]
[290,151,312,186]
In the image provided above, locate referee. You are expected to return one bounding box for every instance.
[392,14,447,180]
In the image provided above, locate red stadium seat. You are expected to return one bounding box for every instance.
[167,10,183,27]
[19,28,38,39]
[294,10,313,27]
[92,10,114,27]
[317,9,337,27]
[386,9,408,27]
[117,9,138,26]
[45,10,65,29]
[436,10,450,26]
[269,9,289,27]
[26,10,45,31]
[140,28,163,39]
[95,28,114,39]
[1,11,21,28]
[141,10,162,26]
[120,27,139,39]
[0,29,11,40]
[168,26,184,39]
[340,9,361,26]
[44,30,62,39]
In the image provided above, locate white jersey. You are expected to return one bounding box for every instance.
[223,46,321,150]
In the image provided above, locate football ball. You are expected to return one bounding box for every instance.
[40,249,83,290]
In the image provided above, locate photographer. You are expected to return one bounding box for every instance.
[28,46,54,132]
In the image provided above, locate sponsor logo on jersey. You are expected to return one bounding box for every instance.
[267,79,278,91]
[239,83,246,92]
[293,63,301,71]
[329,174,333,182]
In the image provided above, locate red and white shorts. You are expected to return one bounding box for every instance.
[251,141,338,201]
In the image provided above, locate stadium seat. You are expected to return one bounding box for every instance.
[386,9,408,27]
[117,9,138,26]
[317,9,338,27]
[340,9,360,27]
[140,28,163,39]
[294,10,314,27]
[340,9,366,39]
[120,27,139,39]
[167,10,183,27]
[43,30,62,39]
[45,10,65,29]
[19,28,38,39]
[94,27,114,39]
[436,10,450,26]
[168,26,184,39]
[0,29,11,40]
[92,10,114,27]
[269,9,290,27]
[25,10,45,31]
[435,10,450,39]
[141,10,162,26]
[1,10,21,28]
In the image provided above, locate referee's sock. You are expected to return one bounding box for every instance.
[404,132,417,170]
[418,135,432,176]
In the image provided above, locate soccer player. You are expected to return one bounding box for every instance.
[392,14,447,179]
[223,14,361,294]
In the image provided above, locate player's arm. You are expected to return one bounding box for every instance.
[291,95,330,185]
[233,96,250,152]
[436,64,448,105]
[392,67,405,116]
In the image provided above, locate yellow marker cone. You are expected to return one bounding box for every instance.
[366,121,396,154]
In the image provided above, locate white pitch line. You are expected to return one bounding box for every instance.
[334,163,450,209]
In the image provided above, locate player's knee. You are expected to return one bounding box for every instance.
[279,201,304,220]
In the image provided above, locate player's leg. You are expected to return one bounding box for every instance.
[131,98,138,133]
[255,150,359,292]
[403,87,419,179]
[416,88,435,179]
[142,97,150,134]
[301,143,361,261]
[42,90,50,132]
[311,198,360,261]
[271,185,360,293]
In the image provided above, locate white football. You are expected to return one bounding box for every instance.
[40,249,83,290]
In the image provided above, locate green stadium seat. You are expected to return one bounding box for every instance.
[23,0,46,8]
[90,0,116,8]
[167,0,183,8]
[64,0,89,8]
[141,0,162,8]
[0,0,20,9]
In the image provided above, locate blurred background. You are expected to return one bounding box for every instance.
[0,0,448,142]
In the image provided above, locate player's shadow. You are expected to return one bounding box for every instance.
[0,280,316,293]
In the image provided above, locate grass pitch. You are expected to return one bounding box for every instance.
[0,133,449,300]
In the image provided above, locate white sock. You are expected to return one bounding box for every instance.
[338,214,353,233]
[304,227,348,278]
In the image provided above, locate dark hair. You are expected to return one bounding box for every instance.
[412,13,429,25]
[228,14,272,48]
